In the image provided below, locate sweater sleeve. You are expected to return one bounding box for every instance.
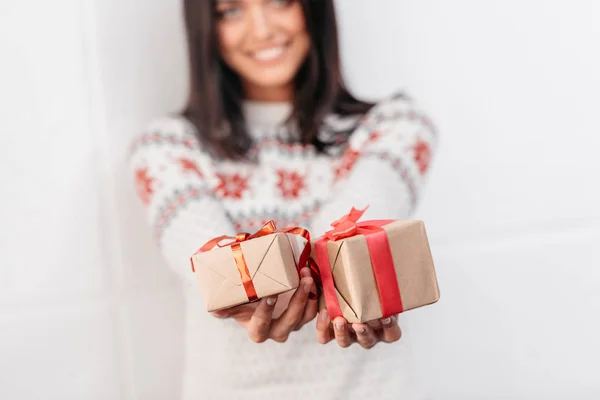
[128,116,236,288]
[310,92,438,234]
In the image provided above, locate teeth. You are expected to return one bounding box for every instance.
[253,46,285,61]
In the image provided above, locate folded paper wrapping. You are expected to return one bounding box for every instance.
[191,231,308,312]
[314,219,440,323]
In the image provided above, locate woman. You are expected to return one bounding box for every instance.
[130,0,437,398]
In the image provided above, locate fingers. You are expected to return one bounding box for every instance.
[353,323,378,349]
[269,276,313,342]
[247,296,277,343]
[299,267,318,299]
[316,310,334,344]
[367,319,382,331]
[299,267,312,279]
[333,317,353,348]
[295,291,318,330]
[380,315,402,343]
[294,268,318,330]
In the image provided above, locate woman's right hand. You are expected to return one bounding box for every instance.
[211,267,317,343]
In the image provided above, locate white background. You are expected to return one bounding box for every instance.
[1,0,599,399]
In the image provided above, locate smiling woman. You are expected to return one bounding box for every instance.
[129,0,438,399]
[214,0,310,100]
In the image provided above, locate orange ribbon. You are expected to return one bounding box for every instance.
[191,221,313,302]
[315,206,404,319]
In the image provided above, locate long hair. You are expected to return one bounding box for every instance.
[181,0,373,159]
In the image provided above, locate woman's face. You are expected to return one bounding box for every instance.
[215,0,310,101]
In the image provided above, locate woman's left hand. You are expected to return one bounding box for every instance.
[211,267,318,343]
[315,310,402,349]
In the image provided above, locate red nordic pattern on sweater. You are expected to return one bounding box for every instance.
[276,170,306,199]
[179,157,203,179]
[413,138,432,175]
[368,131,382,142]
[334,148,360,182]
[149,150,421,242]
[135,168,155,206]
[215,172,250,199]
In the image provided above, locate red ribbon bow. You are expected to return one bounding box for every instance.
[324,207,368,240]
[191,221,316,302]
[315,206,404,319]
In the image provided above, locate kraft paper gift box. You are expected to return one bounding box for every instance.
[314,207,440,323]
[190,222,311,312]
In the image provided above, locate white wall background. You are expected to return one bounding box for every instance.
[1,0,599,399]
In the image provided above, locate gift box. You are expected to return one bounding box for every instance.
[191,222,311,312]
[314,208,440,323]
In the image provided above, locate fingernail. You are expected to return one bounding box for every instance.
[381,317,392,326]
[356,327,367,334]
[303,278,313,293]
[335,320,345,331]
[266,297,277,306]
[320,310,328,321]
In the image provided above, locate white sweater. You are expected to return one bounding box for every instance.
[129,92,438,400]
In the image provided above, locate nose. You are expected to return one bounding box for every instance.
[248,5,274,40]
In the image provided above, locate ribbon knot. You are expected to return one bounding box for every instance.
[235,233,250,242]
[325,206,369,241]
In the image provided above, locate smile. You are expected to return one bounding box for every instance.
[250,43,290,62]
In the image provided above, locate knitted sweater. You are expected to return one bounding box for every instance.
[129,92,437,400]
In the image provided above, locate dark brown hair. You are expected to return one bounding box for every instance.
[182,0,373,159]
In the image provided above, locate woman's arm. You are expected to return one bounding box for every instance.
[311,92,438,233]
[310,93,439,348]
[128,116,236,288]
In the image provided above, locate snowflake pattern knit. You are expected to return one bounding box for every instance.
[129,92,437,400]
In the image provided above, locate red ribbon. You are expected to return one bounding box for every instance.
[191,222,313,302]
[315,207,404,319]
